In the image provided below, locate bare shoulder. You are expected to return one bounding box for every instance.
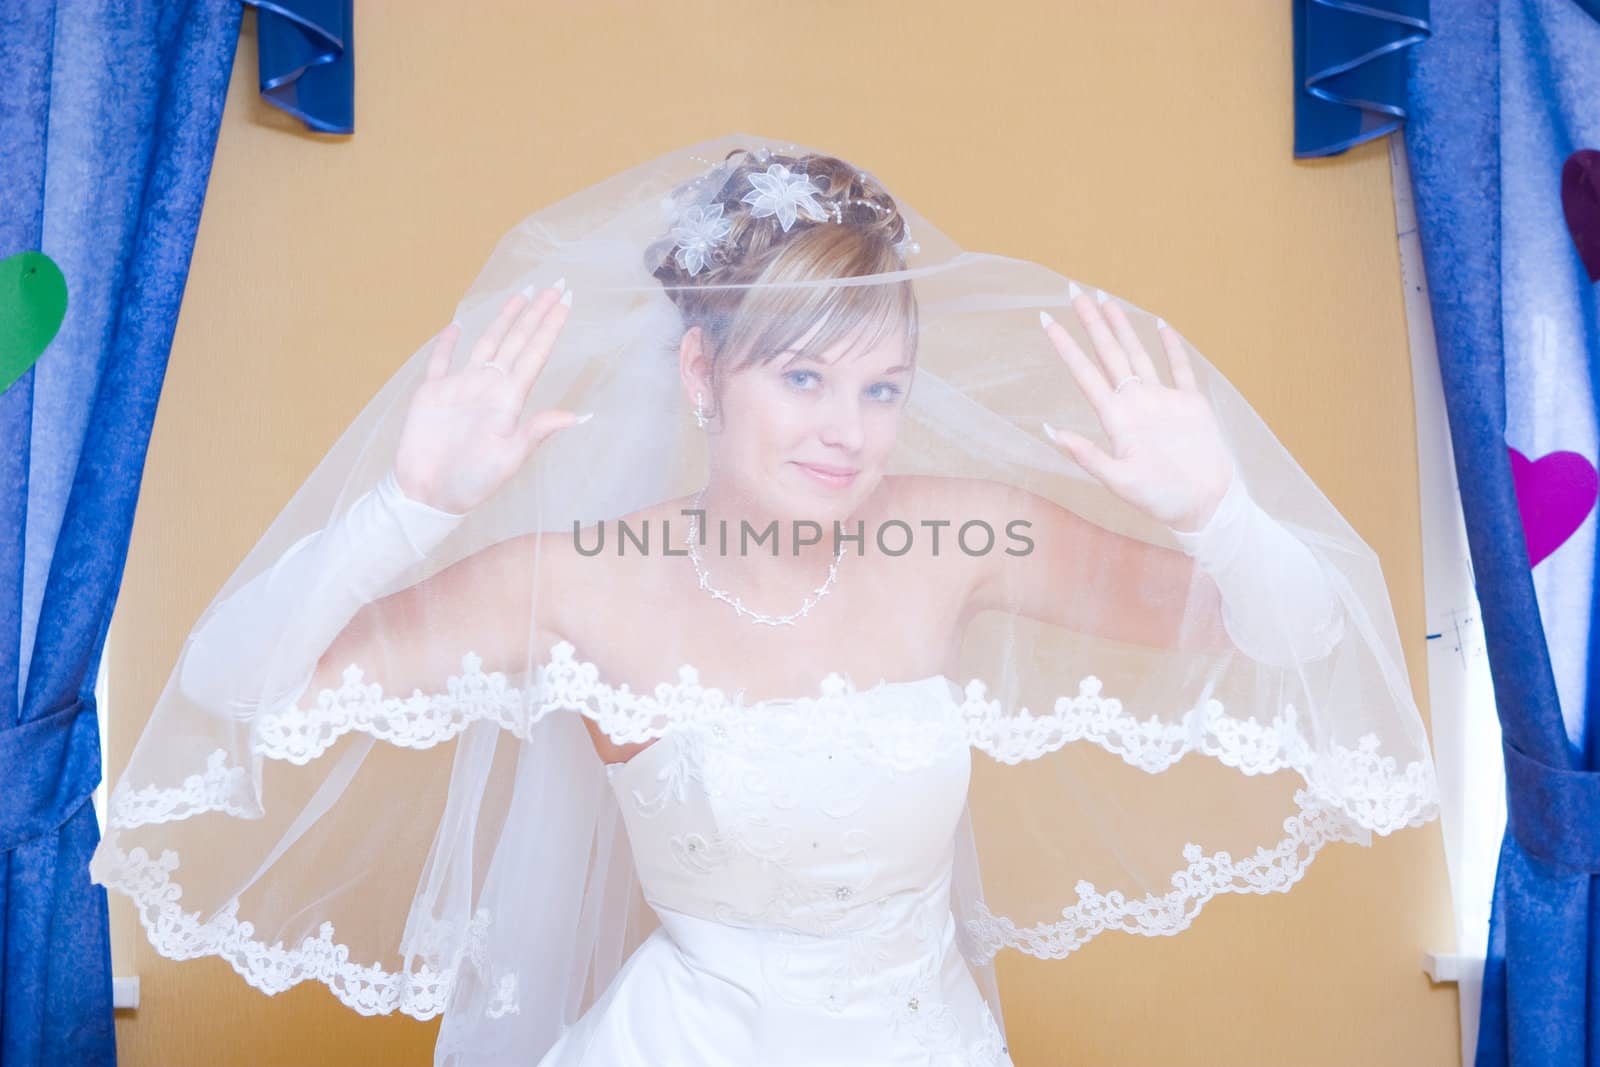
[871,472,1026,521]
[862,474,1022,574]
[875,471,1054,575]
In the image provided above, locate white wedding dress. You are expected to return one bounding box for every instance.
[533,643,1012,1067]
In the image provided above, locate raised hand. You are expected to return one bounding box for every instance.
[1038,288,1234,533]
[393,281,585,514]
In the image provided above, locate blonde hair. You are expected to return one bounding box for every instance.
[648,149,919,420]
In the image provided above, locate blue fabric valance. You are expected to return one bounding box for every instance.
[244,0,353,134]
[1294,0,1429,158]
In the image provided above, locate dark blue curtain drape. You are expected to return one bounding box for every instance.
[0,2,242,1063]
[1404,1,1600,1063]
[243,0,354,134]
[1293,0,1430,158]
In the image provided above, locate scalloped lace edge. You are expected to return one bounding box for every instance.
[962,783,1439,962]
[97,642,1440,1019]
[91,782,1438,1022]
[87,838,472,1020]
[111,640,1439,839]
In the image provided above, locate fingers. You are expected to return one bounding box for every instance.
[507,288,572,392]
[1158,325,1199,393]
[491,286,565,372]
[1070,288,1134,385]
[513,409,588,457]
[1099,299,1162,385]
[425,322,460,381]
[467,284,561,369]
[1040,310,1112,410]
[466,291,531,368]
[1043,420,1117,485]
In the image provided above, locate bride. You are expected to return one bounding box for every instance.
[91,138,1439,1066]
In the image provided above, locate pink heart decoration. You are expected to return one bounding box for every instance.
[1509,446,1598,568]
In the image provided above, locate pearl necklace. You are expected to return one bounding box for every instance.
[684,486,845,627]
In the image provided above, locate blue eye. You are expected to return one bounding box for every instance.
[869,382,902,403]
[784,369,820,390]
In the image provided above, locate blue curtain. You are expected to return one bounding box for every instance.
[0,2,241,1064]
[1405,1,1600,1063]
[1293,0,1430,158]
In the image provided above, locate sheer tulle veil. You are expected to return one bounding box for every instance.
[89,133,1440,1063]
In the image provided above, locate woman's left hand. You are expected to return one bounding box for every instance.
[1039,288,1234,532]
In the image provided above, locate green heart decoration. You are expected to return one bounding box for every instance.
[0,251,68,397]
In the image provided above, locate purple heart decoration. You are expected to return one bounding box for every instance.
[1562,149,1600,282]
[1509,446,1598,568]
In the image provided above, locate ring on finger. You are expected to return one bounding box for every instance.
[481,361,510,377]
[1112,375,1141,393]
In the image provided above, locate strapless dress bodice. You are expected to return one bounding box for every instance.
[533,674,1012,1067]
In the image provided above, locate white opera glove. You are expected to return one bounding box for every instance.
[1169,468,1345,667]
[179,469,468,715]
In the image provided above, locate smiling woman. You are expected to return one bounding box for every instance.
[89,134,1438,1067]
[679,317,913,503]
[659,154,918,530]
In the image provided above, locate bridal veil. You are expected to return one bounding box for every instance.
[90,133,1440,1063]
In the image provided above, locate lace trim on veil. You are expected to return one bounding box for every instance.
[86,839,492,1019]
[97,639,1439,1017]
[961,786,1409,963]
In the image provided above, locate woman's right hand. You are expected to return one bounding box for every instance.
[393,281,584,514]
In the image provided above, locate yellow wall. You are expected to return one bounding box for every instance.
[106,3,1458,1064]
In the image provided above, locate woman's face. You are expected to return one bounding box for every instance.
[695,320,914,523]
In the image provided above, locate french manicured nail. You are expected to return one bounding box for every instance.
[518,282,535,300]
[554,277,567,292]
[1094,288,1110,305]
[1041,420,1060,441]
[559,288,573,307]
[1067,281,1083,300]
[574,412,593,424]
[1039,310,1055,329]
[1156,316,1168,330]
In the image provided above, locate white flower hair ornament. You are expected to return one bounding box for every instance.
[669,203,733,277]
[666,161,920,275]
[740,163,830,232]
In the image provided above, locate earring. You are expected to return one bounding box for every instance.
[694,391,707,429]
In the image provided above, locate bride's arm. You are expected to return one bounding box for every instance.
[179,471,550,716]
[953,471,1344,666]
[180,284,583,717]
[1162,467,1346,664]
